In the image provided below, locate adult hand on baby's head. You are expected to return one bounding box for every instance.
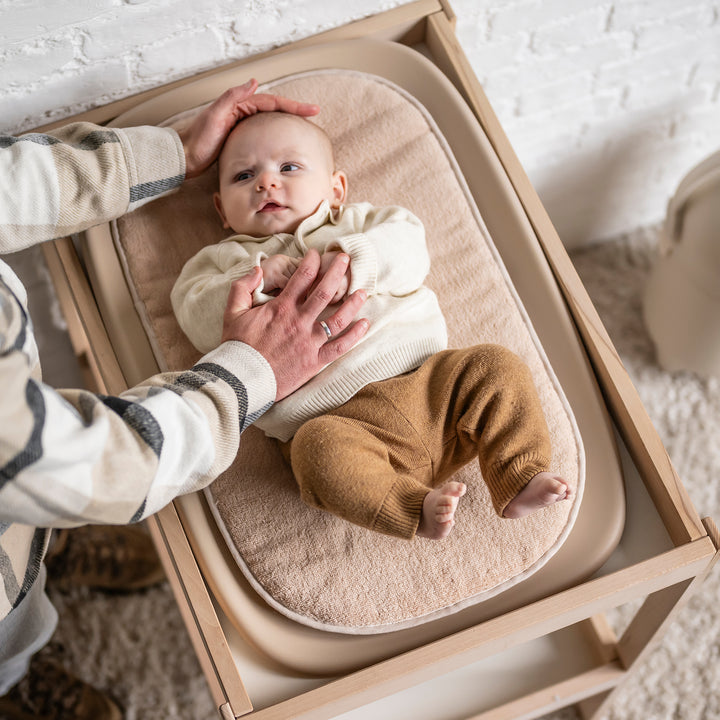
[178,79,320,179]
[221,249,369,401]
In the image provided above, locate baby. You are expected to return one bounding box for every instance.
[171,110,570,540]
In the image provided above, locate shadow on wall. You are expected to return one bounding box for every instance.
[530,102,695,250]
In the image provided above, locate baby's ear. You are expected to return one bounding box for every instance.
[213,191,231,229]
[331,170,348,208]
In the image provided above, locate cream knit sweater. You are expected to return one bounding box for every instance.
[172,201,448,441]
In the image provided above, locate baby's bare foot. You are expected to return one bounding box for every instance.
[416,481,467,540]
[503,472,570,519]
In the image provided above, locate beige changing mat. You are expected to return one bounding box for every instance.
[111,68,587,634]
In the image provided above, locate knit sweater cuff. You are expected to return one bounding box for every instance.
[372,476,429,539]
[486,452,550,516]
[337,232,377,294]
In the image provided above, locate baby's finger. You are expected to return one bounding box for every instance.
[283,259,300,279]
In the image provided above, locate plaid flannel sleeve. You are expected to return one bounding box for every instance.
[0,122,185,253]
[0,273,274,527]
[0,122,277,528]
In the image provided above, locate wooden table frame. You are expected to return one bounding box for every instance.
[38,2,718,718]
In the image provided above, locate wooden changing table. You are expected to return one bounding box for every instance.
[38,1,719,718]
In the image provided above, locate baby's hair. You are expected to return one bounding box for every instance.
[225,110,338,170]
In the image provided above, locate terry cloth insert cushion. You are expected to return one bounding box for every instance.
[112,70,584,634]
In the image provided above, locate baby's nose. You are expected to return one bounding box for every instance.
[256,171,279,190]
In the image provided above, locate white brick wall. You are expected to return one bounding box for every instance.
[0,0,407,131]
[1,0,719,247]
[458,0,720,246]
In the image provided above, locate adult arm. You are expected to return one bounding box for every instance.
[0,263,277,527]
[0,121,185,254]
[0,80,318,253]
[0,250,366,527]
[0,87,368,529]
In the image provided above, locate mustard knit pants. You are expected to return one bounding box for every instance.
[283,344,551,539]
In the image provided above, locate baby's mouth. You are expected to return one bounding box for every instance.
[258,201,286,213]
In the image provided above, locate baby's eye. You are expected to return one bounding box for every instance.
[281,163,300,173]
[234,171,253,182]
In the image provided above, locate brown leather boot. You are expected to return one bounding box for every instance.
[0,656,122,720]
[45,524,165,592]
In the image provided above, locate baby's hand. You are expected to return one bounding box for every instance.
[317,251,350,303]
[260,254,300,294]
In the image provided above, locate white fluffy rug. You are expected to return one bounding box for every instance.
[545,228,720,720]
[37,226,720,719]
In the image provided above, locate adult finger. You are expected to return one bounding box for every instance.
[320,288,367,338]
[301,252,350,318]
[276,248,323,302]
[218,80,259,114]
[221,267,262,342]
[251,93,320,118]
[319,317,370,365]
[207,83,319,125]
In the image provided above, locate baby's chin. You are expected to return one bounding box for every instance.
[248,212,301,236]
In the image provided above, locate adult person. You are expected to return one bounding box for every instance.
[0,80,368,719]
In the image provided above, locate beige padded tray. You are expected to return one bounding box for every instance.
[81,39,624,675]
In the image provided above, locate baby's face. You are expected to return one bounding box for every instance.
[214,112,346,237]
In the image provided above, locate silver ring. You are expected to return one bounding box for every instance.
[318,320,332,340]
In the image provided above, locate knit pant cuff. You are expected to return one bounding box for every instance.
[487,453,550,516]
[373,476,429,539]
